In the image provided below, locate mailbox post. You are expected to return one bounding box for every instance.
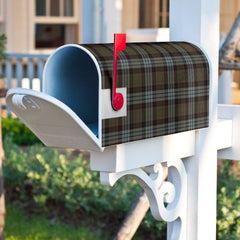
[170,0,220,239]
[6,0,240,239]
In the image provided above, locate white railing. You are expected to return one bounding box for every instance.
[0,53,49,114]
[0,53,49,92]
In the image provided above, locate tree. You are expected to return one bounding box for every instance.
[219,12,240,70]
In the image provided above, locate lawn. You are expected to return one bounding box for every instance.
[4,205,105,240]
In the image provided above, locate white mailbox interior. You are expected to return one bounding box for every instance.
[43,45,100,137]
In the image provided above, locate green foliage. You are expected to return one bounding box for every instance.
[217,160,240,239]
[3,135,165,238]
[2,117,41,145]
[0,33,7,78]
[0,33,7,59]
[3,136,139,215]
[5,204,103,240]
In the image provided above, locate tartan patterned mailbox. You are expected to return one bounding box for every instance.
[86,41,209,147]
[6,40,210,152]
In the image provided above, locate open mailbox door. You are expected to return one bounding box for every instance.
[6,88,103,151]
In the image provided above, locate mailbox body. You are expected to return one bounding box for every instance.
[6,41,209,151]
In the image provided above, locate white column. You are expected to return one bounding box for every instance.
[81,1,95,43]
[170,0,219,239]
[218,70,233,104]
[102,0,122,43]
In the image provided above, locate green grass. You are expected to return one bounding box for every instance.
[4,205,104,240]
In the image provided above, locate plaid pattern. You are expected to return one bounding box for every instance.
[83,42,209,147]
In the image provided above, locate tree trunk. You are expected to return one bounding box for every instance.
[113,190,149,240]
[219,61,240,70]
[219,12,240,62]
[0,104,5,240]
[114,167,168,240]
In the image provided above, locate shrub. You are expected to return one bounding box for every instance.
[3,135,166,238]
[0,34,7,58]
[3,135,138,215]
[217,160,240,239]
[2,117,167,238]
[2,117,41,145]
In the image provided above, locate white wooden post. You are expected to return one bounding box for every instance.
[218,71,233,104]
[218,33,233,105]
[170,0,219,239]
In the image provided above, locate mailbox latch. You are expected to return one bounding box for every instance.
[12,94,40,110]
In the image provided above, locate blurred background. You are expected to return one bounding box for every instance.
[1,1,240,240]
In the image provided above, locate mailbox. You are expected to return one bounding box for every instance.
[6,38,210,152]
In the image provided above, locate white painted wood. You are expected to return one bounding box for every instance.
[122,0,139,33]
[34,0,79,21]
[102,0,122,43]
[81,1,95,43]
[126,28,169,42]
[218,104,240,160]
[216,119,232,150]
[218,70,233,104]
[27,0,35,53]
[170,0,219,239]
[90,130,195,172]
[5,0,29,53]
[101,88,127,119]
[100,160,187,238]
[33,17,79,24]
[6,88,103,151]
[94,0,102,43]
[0,0,4,22]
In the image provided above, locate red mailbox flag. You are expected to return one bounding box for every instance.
[112,33,126,111]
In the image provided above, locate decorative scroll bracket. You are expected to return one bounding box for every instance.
[91,117,233,239]
[100,158,187,240]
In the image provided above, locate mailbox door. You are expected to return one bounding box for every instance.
[6,88,103,151]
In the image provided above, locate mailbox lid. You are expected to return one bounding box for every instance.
[6,88,103,151]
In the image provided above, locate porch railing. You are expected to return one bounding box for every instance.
[0,53,49,92]
[0,53,49,114]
